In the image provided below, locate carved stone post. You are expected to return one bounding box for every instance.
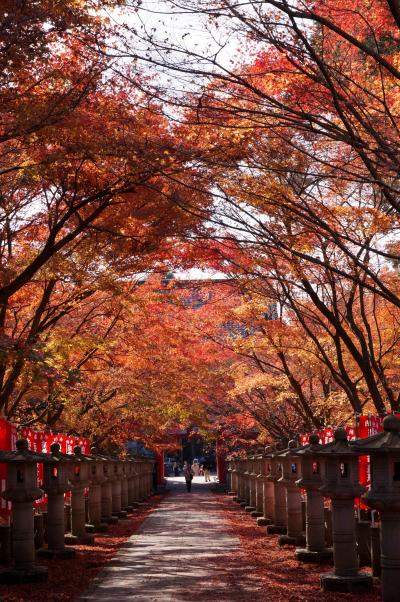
[120,459,133,512]
[252,454,264,517]
[126,460,137,508]
[293,434,333,563]
[0,440,49,583]
[352,414,400,601]
[100,457,118,524]
[245,456,257,513]
[278,441,306,546]
[257,447,274,527]
[65,446,94,545]
[38,443,75,558]
[111,458,127,519]
[229,459,238,497]
[87,448,108,532]
[266,451,287,535]
[240,459,251,508]
[317,428,372,592]
[234,459,245,503]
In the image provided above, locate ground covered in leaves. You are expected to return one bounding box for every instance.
[211,493,381,602]
[0,494,165,602]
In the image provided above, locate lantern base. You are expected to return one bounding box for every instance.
[266,524,287,535]
[85,523,96,533]
[257,517,272,526]
[117,510,128,519]
[37,546,76,559]
[92,522,109,532]
[102,515,118,524]
[245,506,256,513]
[65,532,95,546]
[320,572,373,592]
[122,505,135,513]
[239,501,247,508]
[295,548,333,564]
[279,533,306,547]
[0,565,48,584]
[228,491,236,496]
[232,496,239,502]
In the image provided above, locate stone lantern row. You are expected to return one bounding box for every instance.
[227,415,400,602]
[0,441,155,584]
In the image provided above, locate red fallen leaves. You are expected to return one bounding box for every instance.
[210,494,380,602]
[0,494,166,602]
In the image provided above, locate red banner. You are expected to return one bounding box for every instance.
[0,418,17,519]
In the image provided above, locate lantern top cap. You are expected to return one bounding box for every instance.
[288,440,297,448]
[334,427,347,441]
[383,415,400,432]
[16,438,29,451]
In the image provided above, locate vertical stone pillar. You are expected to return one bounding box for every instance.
[266,451,287,535]
[121,460,133,512]
[127,460,136,507]
[240,459,251,508]
[278,441,306,546]
[38,443,75,558]
[352,414,400,601]
[101,457,118,524]
[234,459,244,503]
[0,440,49,583]
[317,428,372,592]
[87,448,108,532]
[257,447,274,527]
[111,458,127,519]
[245,456,257,513]
[253,454,264,518]
[229,459,238,497]
[65,446,94,546]
[294,434,332,563]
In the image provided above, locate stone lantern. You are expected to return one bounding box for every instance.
[316,427,372,592]
[111,457,128,518]
[266,449,287,535]
[100,455,118,524]
[228,458,238,498]
[120,459,133,513]
[352,414,400,602]
[126,459,138,508]
[65,446,95,545]
[245,456,257,513]
[253,454,264,518]
[234,459,245,504]
[240,458,251,508]
[38,442,75,559]
[0,439,49,583]
[87,447,108,532]
[278,441,306,546]
[257,447,274,527]
[293,434,333,563]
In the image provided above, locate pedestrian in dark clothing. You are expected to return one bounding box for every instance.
[183,461,194,492]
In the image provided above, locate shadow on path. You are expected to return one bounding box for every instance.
[80,476,256,602]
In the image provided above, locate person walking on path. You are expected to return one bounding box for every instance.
[183,461,194,492]
[203,460,211,483]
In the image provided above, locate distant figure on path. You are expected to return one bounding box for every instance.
[192,460,200,476]
[203,460,211,483]
[183,461,194,492]
[173,461,179,476]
